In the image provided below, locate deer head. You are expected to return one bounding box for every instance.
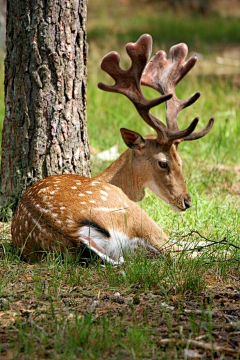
[98,34,214,211]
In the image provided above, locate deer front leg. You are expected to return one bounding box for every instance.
[132,206,183,255]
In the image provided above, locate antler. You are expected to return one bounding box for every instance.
[141,43,214,141]
[98,34,172,139]
[98,34,214,143]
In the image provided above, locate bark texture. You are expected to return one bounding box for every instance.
[0,0,6,48]
[0,0,90,216]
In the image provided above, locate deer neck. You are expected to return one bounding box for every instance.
[93,150,145,202]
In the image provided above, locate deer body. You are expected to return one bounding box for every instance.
[11,34,214,263]
[11,174,172,263]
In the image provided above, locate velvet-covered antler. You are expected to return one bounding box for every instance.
[98,34,214,143]
[141,42,214,141]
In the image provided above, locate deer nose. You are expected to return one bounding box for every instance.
[184,199,191,210]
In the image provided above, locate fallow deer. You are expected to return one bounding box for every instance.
[11,34,214,264]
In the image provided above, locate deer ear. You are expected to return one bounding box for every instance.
[120,128,146,150]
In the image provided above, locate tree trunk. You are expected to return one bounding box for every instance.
[0,0,6,49]
[0,0,90,218]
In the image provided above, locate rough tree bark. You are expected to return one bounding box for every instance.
[0,0,90,218]
[0,0,6,48]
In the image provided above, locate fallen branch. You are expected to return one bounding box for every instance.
[171,321,240,331]
[226,273,240,282]
[159,338,239,355]
[187,339,238,355]
[183,309,218,316]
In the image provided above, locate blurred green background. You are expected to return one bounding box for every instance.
[0,1,239,235]
[87,0,239,165]
[85,0,240,242]
[0,0,239,163]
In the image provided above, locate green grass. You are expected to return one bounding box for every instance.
[0,50,4,136]
[88,12,240,52]
[0,1,240,359]
[88,0,240,52]
[89,75,239,163]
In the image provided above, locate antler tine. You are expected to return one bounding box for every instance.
[141,43,200,131]
[183,118,214,141]
[98,34,172,138]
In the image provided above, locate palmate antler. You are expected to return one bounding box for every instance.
[98,34,214,144]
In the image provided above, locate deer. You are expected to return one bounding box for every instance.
[11,34,214,265]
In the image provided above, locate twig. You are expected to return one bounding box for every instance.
[218,308,240,312]
[180,230,240,251]
[187,339,238,355]
[159,338,239,355]
[172,321,240,331]
[183,309,218,316]
[226,273,240,282]
[204,258,240,264]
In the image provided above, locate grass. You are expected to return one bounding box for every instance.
[0,0,240,358]
[0,49,4,137]
[87,0,240,53]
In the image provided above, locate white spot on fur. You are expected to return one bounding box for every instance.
[94,207,126,213]
[79,193,85,197]
[104,186,110,191]
[41,208,49,213]
[101,196,107,201]
[92,181,100,185]
[100,190,108,197]
[80,202,86,205]
[50,191,55,195]
[31,217,42,230]
[89,200,95,203]
[38,188,47,194]
[71,186,77,190]
[86,191,92,194]
[66,219,74,224]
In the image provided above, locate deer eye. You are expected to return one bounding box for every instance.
[158,161,168,169]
